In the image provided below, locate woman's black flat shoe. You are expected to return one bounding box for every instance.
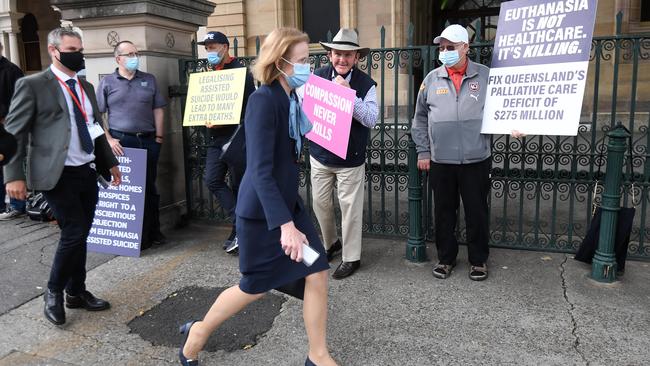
[179,320,199,366]
[305,357,317,366]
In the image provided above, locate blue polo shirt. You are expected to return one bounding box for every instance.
[96,69,168,133]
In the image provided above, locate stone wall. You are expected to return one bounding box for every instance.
[202,1,649,123]
[50,0,215,229]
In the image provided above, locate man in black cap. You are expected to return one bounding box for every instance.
[197,31,255,253]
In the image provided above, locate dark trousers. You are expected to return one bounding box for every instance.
[110,130,161,244]
[204,137,243,222]
[43,164,98,294]
[0,168,4,211]
[429,158,491,266]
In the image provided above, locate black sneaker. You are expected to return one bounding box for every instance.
[0,208,26,221]
[223,225,237,249]
[225,237,239,254]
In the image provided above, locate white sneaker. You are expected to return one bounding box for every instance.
[0,208,26,221]
[225,237,239,254]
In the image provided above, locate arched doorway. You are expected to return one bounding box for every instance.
[411,0,505,45]
[19,13,42,72]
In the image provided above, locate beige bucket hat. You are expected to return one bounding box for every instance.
[319,28,370,58]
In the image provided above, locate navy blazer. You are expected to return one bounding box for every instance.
[235,80,302,230]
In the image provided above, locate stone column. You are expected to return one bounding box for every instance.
[51,0,216,229]
[1,32,8,57]
[0,8,23,65]
[340,0,357,29]
[7,31,18,64]
[390,0,405,47]
[205,0,247,57]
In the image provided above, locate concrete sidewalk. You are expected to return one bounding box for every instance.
[1,223,649,365]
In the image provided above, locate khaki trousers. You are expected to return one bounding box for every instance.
[310,156,365,262]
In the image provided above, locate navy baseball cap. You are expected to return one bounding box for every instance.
[198,31,229,46]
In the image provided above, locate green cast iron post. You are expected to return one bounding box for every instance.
[179,59,193,219]
[592,124,629,282]
[406,133,426,262]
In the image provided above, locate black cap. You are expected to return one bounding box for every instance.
[197,31,229,46]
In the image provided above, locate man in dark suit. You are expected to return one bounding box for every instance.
[3,27,121,325]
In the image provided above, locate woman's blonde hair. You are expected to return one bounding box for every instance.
[252,27,309,85]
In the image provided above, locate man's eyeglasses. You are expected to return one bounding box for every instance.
[118,52,139,57]
[438,45,459,52]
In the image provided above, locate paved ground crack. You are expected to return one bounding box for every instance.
[15,312,174,364]
[0,232,58,257]
[38,241,57,268]
[560,255,589,366]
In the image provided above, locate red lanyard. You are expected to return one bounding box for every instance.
[54,75,88,123]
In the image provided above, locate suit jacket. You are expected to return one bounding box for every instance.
[2,68,118,190]
[235,80,302,230]
[0,123,16,166]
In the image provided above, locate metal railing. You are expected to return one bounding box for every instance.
[175,13,650,259]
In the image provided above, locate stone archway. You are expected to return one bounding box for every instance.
[410,0,504,45]
[18,13,40,72]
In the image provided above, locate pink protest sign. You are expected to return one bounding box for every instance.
[303,74,356,159]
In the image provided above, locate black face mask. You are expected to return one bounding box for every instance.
[333,66,353,80]
[56,49,85,72]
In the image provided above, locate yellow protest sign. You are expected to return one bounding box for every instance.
[182,68,247,126]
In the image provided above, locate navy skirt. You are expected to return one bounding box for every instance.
[236,205,330,296]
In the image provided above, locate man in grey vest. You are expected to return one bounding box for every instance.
[4,28,121,325]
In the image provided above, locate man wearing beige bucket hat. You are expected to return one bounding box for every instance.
[309,28,378,279]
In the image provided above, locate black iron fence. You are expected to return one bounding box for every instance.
[175,14,650,259]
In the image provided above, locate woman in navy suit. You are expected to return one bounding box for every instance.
[179,28,337,366]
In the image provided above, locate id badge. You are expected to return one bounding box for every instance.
[87,122,104,140]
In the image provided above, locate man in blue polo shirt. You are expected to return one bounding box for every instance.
[97,40,168,250]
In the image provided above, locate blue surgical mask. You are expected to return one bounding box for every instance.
[207,51,222,65]
[125,56,139,71]
[439,50,460,66]
[280,57,311,89]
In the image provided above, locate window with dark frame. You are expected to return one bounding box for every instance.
[642,1,650,21]
[301,1,340,43]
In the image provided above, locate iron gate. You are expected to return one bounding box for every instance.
[175,15,650,259]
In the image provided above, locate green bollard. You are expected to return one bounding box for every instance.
[592,124,630,282]
[406,133,427,262]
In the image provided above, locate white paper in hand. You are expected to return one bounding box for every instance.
[302,243,320,267]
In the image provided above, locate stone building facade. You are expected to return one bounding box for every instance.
[0,0,648,228]
[0,0,217,229]
[203,0,650,118]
